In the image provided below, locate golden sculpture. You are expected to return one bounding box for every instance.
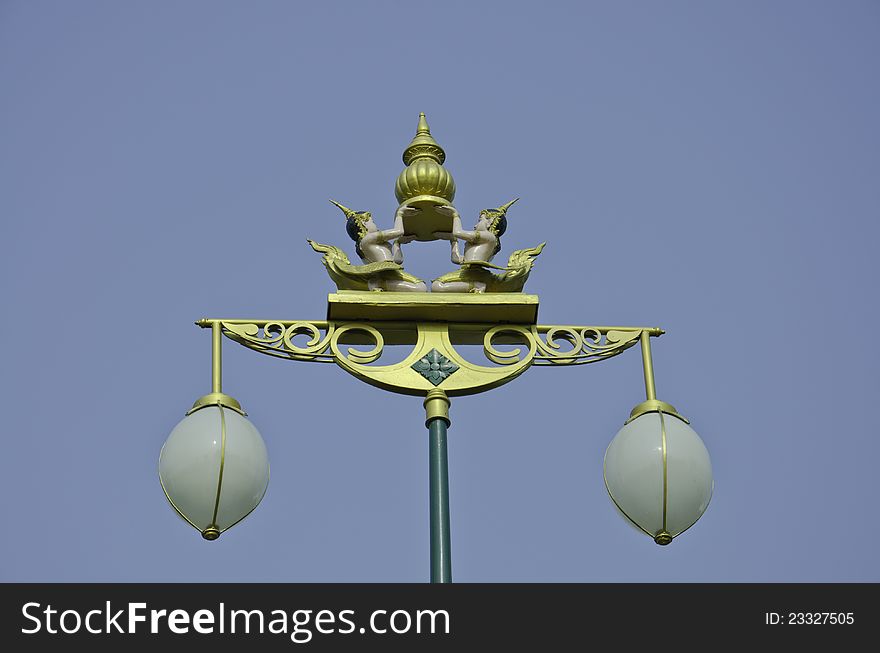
[311,113,544,294]
[431,202,545,293]
[308,201,427,292]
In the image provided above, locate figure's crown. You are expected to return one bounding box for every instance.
[329,199,363,220]
[496,198,519,215]
[483,198,520,216]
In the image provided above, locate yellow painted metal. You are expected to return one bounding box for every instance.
[188,319,246,416]
[196,318,662,338]
[188,392,245,416]
[624,331,688,424]
[627,399,688,424]
[327,291,539,324]
[332,321,535,396]
[205,404,229,541]
[198,318,663,399]
[658,410,669,545]
[424,389,451,426]
[640,330,657,402]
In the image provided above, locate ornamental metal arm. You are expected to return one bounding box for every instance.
[511,324,663,366]
[196,318,339,363]
[195,317,664,397]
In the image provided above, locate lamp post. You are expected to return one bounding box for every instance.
[159,114,713,581]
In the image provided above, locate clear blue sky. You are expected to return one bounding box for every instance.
[1,0,878,582]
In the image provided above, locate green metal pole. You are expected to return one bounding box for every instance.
[424,390,452,583]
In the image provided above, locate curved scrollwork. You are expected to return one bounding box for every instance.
[221,321,389,366]
[213,318,654,396]
[531,327,642,365]
[222,321,336,362]
[483,325,537,366]
[221,321,645,369]
[329,323,385,366]
[481,325,642,367]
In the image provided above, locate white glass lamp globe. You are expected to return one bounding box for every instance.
[604,411,712,545]
[159,404,269,540]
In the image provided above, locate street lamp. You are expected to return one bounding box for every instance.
[159,322,270,541]
[604,332,713,546]
[159,114,713,580]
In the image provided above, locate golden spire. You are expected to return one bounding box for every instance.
[402,112,446,166]
[395,113,456,221]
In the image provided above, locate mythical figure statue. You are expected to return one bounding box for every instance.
[308,201,428,292]
[430,201,545,293]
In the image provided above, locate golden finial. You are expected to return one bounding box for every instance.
[395,114,457,243]
[402,112,446,166]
